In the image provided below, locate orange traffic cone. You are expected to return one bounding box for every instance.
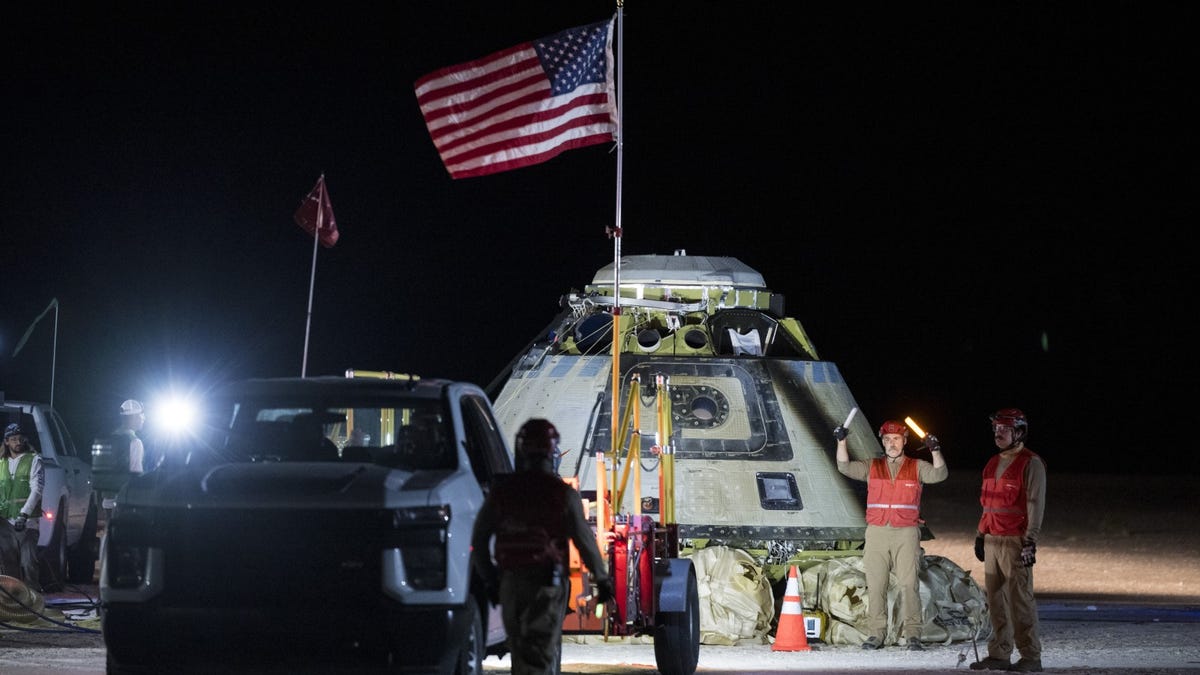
[772,565,811,651]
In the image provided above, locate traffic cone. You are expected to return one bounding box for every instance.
[772,565,811,651]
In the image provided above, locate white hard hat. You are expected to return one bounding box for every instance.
[120,399,145,416]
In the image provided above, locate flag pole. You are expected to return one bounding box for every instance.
[606,3,626,532]
[50,300,58,408]
[300,174,324,378]
[12,298,59,407]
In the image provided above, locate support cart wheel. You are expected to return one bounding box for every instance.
[653,563,700,675]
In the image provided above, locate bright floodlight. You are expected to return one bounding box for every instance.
[156,395,199,436]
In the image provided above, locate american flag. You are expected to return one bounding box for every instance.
[414,19,617,180]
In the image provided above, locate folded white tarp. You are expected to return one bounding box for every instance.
[689,547,989,647]
[804,554,989,646]
[691,546,775,645]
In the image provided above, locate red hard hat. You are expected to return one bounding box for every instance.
[515,418,560,458]
[990,408,1027,428]
[877,420,909,438]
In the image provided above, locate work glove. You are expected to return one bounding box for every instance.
[974,535,985,562]
[1021,539,1037,567]
[13,514,27,533]
[594,577,615,604]
[833,425,849,441]
[923,434,941,454]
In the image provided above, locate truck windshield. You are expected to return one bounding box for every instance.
[211,398,454,470]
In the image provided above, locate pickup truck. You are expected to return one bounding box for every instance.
[1,396,100,589]
[99,372,513,674]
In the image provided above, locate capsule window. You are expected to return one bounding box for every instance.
[756,472,802,511]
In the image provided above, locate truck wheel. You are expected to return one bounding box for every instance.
[653,566,700,675]
[106,651,156,675]
[37,505,68,592]
[553,633,562,675]
[67,497,100,583]
[453,600,485,675]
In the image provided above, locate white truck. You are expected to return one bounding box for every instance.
[1,395,101,588]
[99,371,512,674]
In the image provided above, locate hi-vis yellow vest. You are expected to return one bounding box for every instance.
[0,453,42,519]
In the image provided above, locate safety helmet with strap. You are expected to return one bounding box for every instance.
[515,418,561,471]
[990,407,1028,447]
[877,419,909,440]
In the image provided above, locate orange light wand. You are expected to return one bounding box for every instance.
[904,416,927,439]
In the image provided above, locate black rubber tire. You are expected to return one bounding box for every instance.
[453,600,485,675]
[106,650,156,675]
[67,496,100,583]
[37,502,68,592]
[553,633,562,675]
[653,566,701,675]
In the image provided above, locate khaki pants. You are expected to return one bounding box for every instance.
[863,524,923,642]
[983,534,1042,660]
[499,567,567,675]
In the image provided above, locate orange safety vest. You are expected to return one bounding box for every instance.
[865,457,922,527]
[977,448,1039,536]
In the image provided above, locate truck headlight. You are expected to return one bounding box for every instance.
[386,505,450,590]
[105,512,155,590]
[107,544,150,590]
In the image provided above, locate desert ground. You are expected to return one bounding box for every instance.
[2,471,1197,673]
[920,471,1200,605]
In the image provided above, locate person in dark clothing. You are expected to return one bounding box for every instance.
[470,418,614,675]
[94,399,148,515]
[115,399,148,473]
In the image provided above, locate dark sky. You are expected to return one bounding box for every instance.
[3,3,1194,471]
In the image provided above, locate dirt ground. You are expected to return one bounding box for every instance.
[2,471,1197,674]
[919,471,1200,605]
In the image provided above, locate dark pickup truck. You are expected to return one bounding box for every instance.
[99,372,513,674]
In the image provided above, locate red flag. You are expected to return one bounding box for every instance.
[294,175,339,248]
[414,19,617,179]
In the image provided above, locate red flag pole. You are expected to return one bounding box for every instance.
[300,174,325,377]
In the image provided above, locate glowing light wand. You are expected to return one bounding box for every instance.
[904,416,927,439]
[843,407,858,428]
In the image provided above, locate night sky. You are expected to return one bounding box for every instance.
[3,3,1194,472]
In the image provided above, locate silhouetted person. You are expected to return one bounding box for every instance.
[93,399,147,514]
[471,419,614,675]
